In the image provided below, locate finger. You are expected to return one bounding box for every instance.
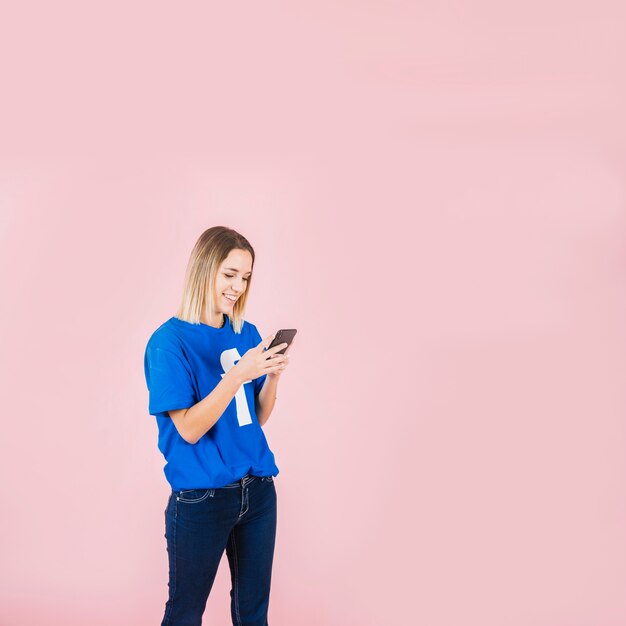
[266,358,287,371]
[268,342,289,356]
[259,334,276,350]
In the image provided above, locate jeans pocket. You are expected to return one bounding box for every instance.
[176,488,214,503]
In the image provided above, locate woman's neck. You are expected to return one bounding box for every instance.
[201,312,225,328]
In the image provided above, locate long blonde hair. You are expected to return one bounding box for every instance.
[175,226,256,334]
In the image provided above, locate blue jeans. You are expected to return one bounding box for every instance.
[161,473,277,626]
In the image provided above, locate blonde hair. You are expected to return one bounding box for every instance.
[175,226,257,334]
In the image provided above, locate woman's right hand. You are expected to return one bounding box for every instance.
[234,335,289,383]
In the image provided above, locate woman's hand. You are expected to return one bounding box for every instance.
[234,335,289,383]
[266,348,290,380]
[266,336,294,379]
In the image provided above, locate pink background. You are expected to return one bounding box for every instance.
[1,1,626,625]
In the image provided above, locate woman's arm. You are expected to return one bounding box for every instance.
[168,368,244,444]
[256,375,279,427]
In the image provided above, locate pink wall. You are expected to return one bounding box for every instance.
[1,1,625,625]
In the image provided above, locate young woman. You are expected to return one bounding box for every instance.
[143,226,290,626]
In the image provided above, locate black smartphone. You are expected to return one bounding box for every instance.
[267,329,297,355]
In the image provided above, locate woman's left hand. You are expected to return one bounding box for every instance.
[267,352,290,379]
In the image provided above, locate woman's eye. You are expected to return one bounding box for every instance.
[225,274,248,282]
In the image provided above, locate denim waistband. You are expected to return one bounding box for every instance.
[220,473,259,488]
[174,473,267,493]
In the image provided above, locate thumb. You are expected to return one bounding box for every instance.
[259,334,275,350]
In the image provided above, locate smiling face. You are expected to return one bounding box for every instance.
[203,248,253,327]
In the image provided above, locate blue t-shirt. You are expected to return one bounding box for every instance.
[143,314,279,490]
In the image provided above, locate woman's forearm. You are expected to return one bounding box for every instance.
[181,368,244,444]
[256,376,279,427]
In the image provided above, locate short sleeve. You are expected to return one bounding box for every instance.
[249,324,267,397]
[144,344,197,417]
